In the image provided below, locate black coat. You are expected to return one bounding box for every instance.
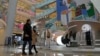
[62,34,70,44]
[23,23,32,41]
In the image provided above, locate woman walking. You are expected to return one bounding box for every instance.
[31,26,38,53]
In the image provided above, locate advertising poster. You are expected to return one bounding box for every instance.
[57,0,97,22]
[56,0,76,24]
[56,0,68,22]
[61,10,68,25]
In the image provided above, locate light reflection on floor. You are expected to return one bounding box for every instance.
[0,46,100,56]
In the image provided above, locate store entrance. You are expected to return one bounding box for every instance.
[5,33,22,46]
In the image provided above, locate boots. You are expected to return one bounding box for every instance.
[32,45,38,53]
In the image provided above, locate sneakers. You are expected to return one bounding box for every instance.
[22,52,27,55]
[22,52,33,55]
[36,51,38,53]
[29,52,33,55]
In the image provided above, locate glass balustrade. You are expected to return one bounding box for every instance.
[31,0,55,10]
[35,0,56,8]
[35,8,56,19]
[45,18,57,31]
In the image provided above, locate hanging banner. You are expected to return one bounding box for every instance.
[86,2,95,17]
[61,10,68,25]
[57,0,97,22]
[56,0,68,21]
[56,0,78,23]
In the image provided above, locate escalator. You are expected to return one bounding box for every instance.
[30,0,57,46]
[31,0,56,10]
[45,18,57,31]
[68,21,100,47]
[35,8,56,19]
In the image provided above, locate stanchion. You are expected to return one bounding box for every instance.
[40,28,46,49]
[48,38,51,49]
[13,41,17,54]
[39,29,43,49]
[39,31,42,49]
[44,38,46,47]
[44,29,48,49]
[9,39,17,56]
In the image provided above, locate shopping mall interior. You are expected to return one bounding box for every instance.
[0,0,100,56]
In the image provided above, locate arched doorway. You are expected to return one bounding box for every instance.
[68,21,99,47]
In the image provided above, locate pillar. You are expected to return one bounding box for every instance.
[5,0,18,37]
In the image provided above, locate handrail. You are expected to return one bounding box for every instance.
[35,0,56,8]
[31,0,56,9]
[35,8,56,19]
[45,18,57,30]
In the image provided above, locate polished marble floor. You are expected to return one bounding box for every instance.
[0,46,100,56]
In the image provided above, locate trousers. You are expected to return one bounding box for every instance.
[22,41,32,53]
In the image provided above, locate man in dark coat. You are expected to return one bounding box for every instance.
[85,31,92,46]
[22,19,33,55]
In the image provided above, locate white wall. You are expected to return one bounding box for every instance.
[74,0,90,6]
[91,0,100,13]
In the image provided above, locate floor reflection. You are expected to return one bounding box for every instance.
[0,46,100,56]
[12,53,70,56]
[6,52,98,56]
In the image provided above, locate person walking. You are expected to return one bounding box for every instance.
[45,29,51,48]
[31,26,38,53]
[22,19,33,55]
